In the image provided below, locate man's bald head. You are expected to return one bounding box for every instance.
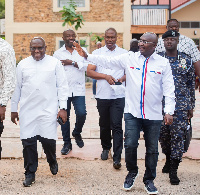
[30,37,46,47]
[142,32,158,44]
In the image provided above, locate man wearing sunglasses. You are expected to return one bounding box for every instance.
[11,37,69,187]
[73,32,175,195]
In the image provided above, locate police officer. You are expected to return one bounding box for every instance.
[158,30,195,185]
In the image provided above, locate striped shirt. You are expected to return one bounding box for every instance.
[87,51,175,120]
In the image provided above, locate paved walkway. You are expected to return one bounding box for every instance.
[1,85,200,160]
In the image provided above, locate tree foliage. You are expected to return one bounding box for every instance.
[0,0,5,19]
[59,0,84,31]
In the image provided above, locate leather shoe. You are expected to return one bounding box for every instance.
[50,161,58,175]
[61,143,72,155]
[113,161,121,169]
[72,133,84,148]
[101,150,109,160]
[23,177,35,187]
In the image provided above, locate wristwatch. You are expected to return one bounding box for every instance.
[165,112,173,116]
[71,61,76,66]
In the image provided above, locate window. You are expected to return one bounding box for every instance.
[53,0,90,12]
[180,21,200,28]
[58,0,85,7]
[180,22,190,28]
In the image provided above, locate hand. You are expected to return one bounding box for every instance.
[60,59,72,66]
[0,106,6,122]
[57,109,67,124]
[73,41,88,58]
[164,114,173,125]
[11,112,19,125]
[105,75,116,85]
[188,109,193,119]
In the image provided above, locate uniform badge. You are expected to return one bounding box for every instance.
[180,58,187,69]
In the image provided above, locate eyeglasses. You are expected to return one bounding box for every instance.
[138,40,155,44]
[30,47,45,51]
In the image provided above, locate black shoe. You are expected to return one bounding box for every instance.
[123,172,138,191]
[162,154,170,173]
[23,177,35,187]
[50,161,58,175]
[61,143,72,155]
[72,133,84,148]
[113,161,121,169]
[144,180,158,194]
[169,159,180,185]
[101,150,109,160]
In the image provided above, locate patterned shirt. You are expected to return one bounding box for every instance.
[158,51,195,111]
[0,38,16,106]
[156,34,200,63]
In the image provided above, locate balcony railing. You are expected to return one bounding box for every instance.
[132,8,167,25]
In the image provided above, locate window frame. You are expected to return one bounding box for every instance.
[53,0,90,12]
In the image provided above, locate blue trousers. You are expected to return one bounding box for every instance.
[124,113,161,182]
[61,96,87,145]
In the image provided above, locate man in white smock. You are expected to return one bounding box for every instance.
[11,37,69,187]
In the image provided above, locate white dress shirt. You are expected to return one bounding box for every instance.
[87,51,175,120]
[11,55,69,140]
[0,38,16,106]
[53,45,88,97]
[92,45,127,99]
[156,34,200,63]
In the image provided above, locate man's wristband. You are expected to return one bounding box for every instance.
[0,104,6,107]
[60,108,67,111]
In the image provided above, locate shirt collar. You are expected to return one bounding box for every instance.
[138,51,158,59]
[103,44,118,52]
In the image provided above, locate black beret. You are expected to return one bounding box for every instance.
[162,30,180,39]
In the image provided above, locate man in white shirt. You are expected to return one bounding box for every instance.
[87,28,127,169]
[156,18,200,78]
[0,38,16,159]
[74,32,175,195]
[11,37,68,187]
[53,29,88,155]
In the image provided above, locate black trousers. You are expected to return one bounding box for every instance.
[0,121,4,160]
[22,135,56,178]
[96,98,125,162]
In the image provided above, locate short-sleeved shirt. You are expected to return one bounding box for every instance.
[156,34,200,63]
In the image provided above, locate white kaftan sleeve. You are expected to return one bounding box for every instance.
[55,61,69,109]
[162,60,176,114]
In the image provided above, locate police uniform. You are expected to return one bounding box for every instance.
[158,51,195,161]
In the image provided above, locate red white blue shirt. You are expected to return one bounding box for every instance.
[87,51,175,120]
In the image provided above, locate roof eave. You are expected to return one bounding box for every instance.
[172,0,196,14]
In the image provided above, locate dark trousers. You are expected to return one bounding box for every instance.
[0,121,4,160]
[61,96,86,145]
[124,113,162,182]
[96,98,125,162]
[22,135,56,178]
